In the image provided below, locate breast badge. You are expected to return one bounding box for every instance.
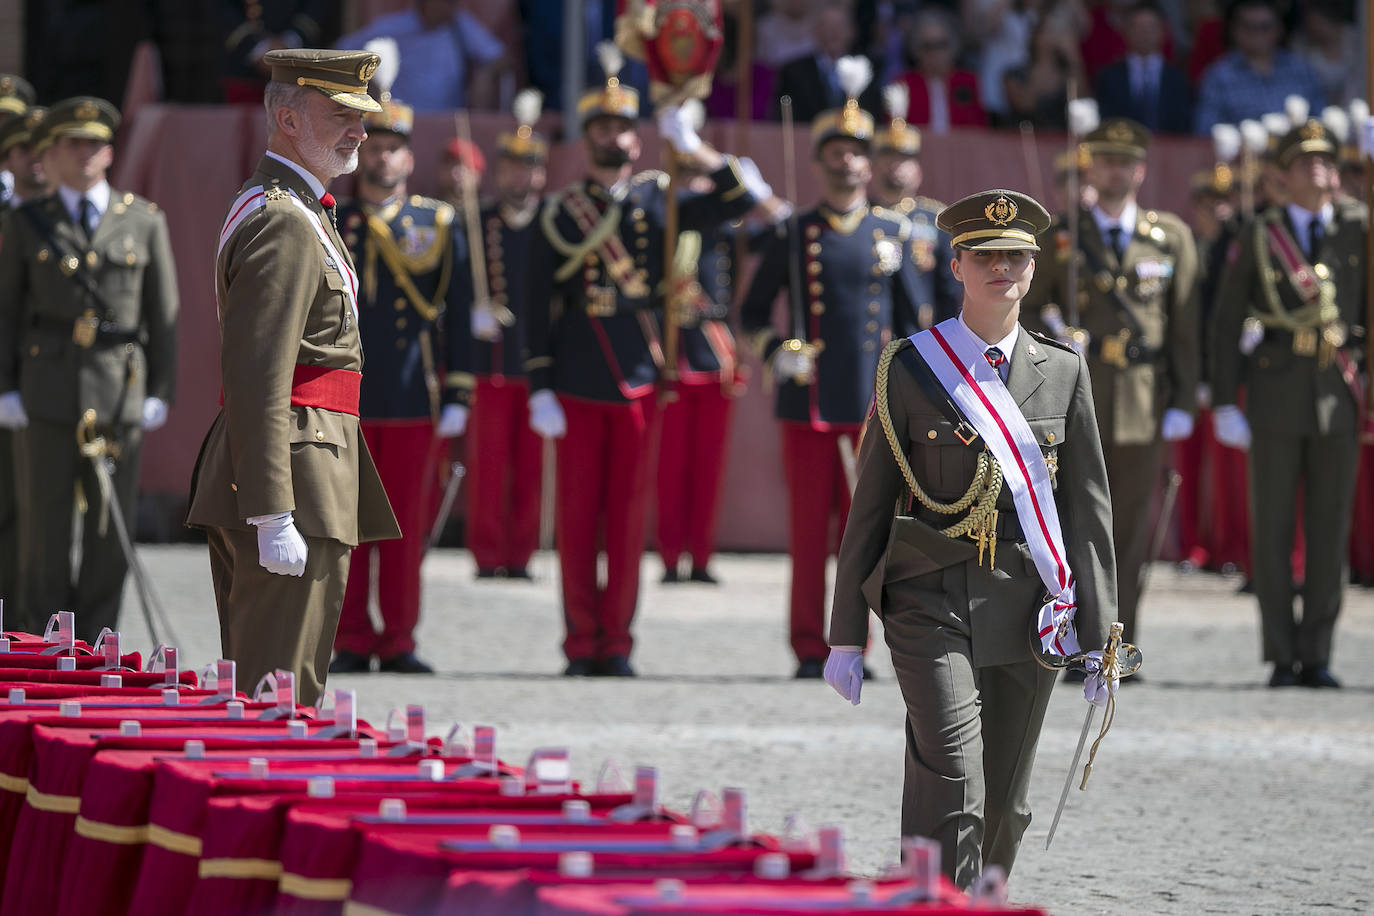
[874,236,901,275]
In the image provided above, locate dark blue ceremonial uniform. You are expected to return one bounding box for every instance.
[475,202,537,379]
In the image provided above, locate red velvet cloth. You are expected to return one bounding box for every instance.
[0,651,141,671]
[1349,441,1374,583]
[466,378,543,573]
[0,668,199,688]
[655,379,735,572]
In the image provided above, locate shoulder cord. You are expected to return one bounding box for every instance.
[1252,216,1336,330]
[875,339,1003,540]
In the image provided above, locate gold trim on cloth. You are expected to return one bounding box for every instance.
[147,823,203,856]
[74,817,150,844]
[951,228,1037,247]
[0,772,30,794]
[280,872,353,900]
[25,785,81,813]
[342,902,403,916]
[199,858,283,880]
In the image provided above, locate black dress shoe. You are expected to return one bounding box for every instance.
[661,567,681,584]
[600,655,637,677]
[563,658,600,677]
[794,658,824,679]
[476,567,501,579]
[1268,664,1299,687]
[688,567,719,584]
[1299,665,1342,688]
[328,650,372,674]
[377,652,434,674]
[506,567,532,580]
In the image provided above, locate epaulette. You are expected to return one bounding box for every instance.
[871,206,914,241]
[913,195,945,214]
[405,194,442,210]
[1026,327,1079,356]
[632,169,668,189]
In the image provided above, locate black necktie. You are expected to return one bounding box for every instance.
[985,347,1006,381]
[1308,218,1324,261]
[79,197,98,239]
[1108,226,1125,262]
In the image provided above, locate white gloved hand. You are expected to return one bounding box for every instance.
[1212,404,1252,451]
[772,343,815,384]
[1239,320,1264,355]
[0,392,28,429]
[141,397,168,431]
[251,512,307,577]
[471,306,502,342]
[735,156,774,202]
[528,389,567,439]
[823,646,865,706]
[1082,650,1119,707]
[656,104,702,155]
[1160,408,1194,442]
[436,404,468,438]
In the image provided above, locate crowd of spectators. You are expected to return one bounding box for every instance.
[17,0,1365,137]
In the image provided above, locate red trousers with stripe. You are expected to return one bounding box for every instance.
[556,395,659,661]
[337,420,442,658]
[782,421,860,662]
[467,377,543,572]
[655,378,734,571]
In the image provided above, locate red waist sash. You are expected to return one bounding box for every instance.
[219,366,362,416]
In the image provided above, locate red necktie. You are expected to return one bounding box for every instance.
[985,347,1006,380]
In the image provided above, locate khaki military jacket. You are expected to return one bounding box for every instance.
[187,156,399,546]
[830,329,1116,667]
[0,189,179,425]
[1210,198,1367,438]
[1023,206,1200,446]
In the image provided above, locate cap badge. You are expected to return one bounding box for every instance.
[985,196,1017,227]
[75,101,99,122]
[1105,122,1133,143]
[359,58,379,82]
[0,77,11,93]
[1300,119,1325,140]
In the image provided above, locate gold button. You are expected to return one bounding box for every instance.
[863,341,875,352]
[585,254,596,266]
[865,320,878,333]
[811,303,825,315]
[807,242,822,255]
[635,255,646,265]
[806,225,820,239]
[489,261,504,274]
[869,283,880,294]
[29,345,39,357]
[314,430,325,441]
[492,276,506,290]
[230,483,238,491]
[125,253,137,266]
[37,249,49,262]
[634,221,648,232]
[807,261,822,275]
[396,317,407,329]
[809,282,824,296]
[396,339,406,349]
[716,273,730,287]
[927,429,937,440]
[871,264,882,276]
[868,303,880,314]
[1047,432,1056,443]
[635,238,648,249]
[394,298,406,310]
[86,251,99,267]
[631,208,646,220]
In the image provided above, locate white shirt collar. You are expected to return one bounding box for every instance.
[1091,199,1137,239]
[266,150,326,200]
[59,180,110,223]
[958,310,1020,368]
[1286,200,1334,234]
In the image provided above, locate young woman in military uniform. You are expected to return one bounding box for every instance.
[824,189,1118,888]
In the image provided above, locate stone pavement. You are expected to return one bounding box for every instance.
[120,546,1374,915]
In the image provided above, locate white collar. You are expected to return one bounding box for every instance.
[59,181,111,221]
[266,150,326,200]
[1286,200,1334,233]
[958,310,1020,367]
[1091,199,1137,238]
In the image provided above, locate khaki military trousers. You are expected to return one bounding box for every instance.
[1103,440,1164,645]
[207,526,351,707]
[1248,429,1359,669]
[882,562,1057,890]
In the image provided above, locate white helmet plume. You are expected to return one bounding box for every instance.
[1283,94,1309,127]
[1239,119,1269,154]
[1067,98,1100,137]
[1322,105,1350,144]
[1211,124,1241,162]
[363,37,400,100]
[512,88,543,128]
[883,82,909,122]
[835,56,873,102]
[596,40,625,81]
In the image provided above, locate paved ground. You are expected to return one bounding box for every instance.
[118,545,1374,915]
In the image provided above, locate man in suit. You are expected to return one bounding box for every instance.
[773,7,880,123]
[0,97,180,640]
[186,50,400,706]
[328,94,473,676]
[525,46,760,677]
[1094,2,1192,134]
[1022,118,1199,649]
[466,90,548,581]
[1210,118,1365,689]
[740,85,929,678]
[825,190,1117,888]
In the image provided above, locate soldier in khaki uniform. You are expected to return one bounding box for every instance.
[825,190,1117,888]
[186,50,399,706]
[1022,119,1199,648]
[1210,119,1365,689]
[0,98,179,639]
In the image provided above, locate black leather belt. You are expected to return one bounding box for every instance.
[913,506,1026,542]
[33,316,139,346]
[1088,330,1157,368]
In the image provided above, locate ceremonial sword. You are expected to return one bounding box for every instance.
[1044,621,1141,850]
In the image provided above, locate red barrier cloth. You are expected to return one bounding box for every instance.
[555,396,659,662]
[781,422,859,662]
[655,378,734,573]
[466,377,543,573]
[1349,441,1374,584]
[0,668,198,688]
[0,651,141,671]
[337,420,443,658]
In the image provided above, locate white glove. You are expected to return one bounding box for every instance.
[656,104,702,155]
[0,392,28,429]
[436,404,468,438]
[471,306,502,342]
[772,344,815,384]
[250,512,307,577]
[528,389,566,439]
[1160,408,1193,442]
[823,647,865,706]
[734,156,774,202]
[1212,404,1252,451]
[1239,320,1264,355]
[1082,650,1119,707]
[141,397,168,431]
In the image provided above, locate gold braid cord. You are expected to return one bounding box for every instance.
[875,340,1003,542]
[1253,217,1338,331]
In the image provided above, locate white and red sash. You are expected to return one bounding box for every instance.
[216,185,359,323]
[911,318,1081,658]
